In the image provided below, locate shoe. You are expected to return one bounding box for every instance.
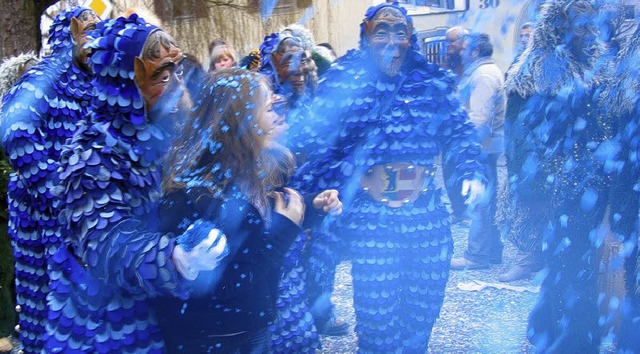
[317,317,350,336]
[450,257,490,270]
[498,264,534,282]
[451,215,471,227]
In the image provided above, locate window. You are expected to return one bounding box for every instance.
[385,0,464,11]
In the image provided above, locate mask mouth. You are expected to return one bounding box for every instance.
[289,75,305,87]
[577,43,597,61]
[584,44,597,55]
[378,46,403,75]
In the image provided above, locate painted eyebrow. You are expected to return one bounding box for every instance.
[151,61,177,80]
[373,23,392,31]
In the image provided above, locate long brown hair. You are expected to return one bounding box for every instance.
[162,68,272,216]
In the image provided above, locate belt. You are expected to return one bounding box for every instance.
[360,162,436,207]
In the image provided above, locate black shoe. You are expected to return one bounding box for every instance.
[450,257,490,270]
[318,318,350,336]
[498,264,534,282]
[451,215,471,227]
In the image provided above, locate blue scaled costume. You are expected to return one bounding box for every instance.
[293,4,483,352]
[44,15,191,353]
[0,7,94,353]
[258,32,321,353]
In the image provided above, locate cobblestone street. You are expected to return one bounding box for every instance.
[320,222,539,354]
[319,161,621,353]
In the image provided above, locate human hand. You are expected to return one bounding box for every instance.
[461,179,486,207]
[273,187,305,226]
[172,227,228,281]
[312,189,343,215]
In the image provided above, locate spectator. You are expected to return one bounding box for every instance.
[443,26,468,79]
[154,68,342,353]
[209,44,238,72]
[442,26,471,227]
[450,33,506,270]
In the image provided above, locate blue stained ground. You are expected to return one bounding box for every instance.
[320,160,620,353]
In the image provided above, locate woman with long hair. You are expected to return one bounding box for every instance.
[155,68,341,353]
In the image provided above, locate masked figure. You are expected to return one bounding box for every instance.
[502,0,610,350]
[259,28,324,353]
[0,7,98,352]
[45,14,227,352]
[293,4,484,352]
[597,24,640,354]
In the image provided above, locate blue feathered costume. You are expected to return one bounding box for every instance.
[596,24,640,354]
[293,4,483,352]
[44,15,193,353]
[0,7,95,353]
[503,0,611,350]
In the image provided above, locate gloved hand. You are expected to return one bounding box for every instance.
[172,220,228,280]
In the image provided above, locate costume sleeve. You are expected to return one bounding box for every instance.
[302,193,326,228]
[55,129,189,299]
[608,163,640,237]
[215,197,301,266]
[503,92,528,177]
[1,72,63,253]
[608,114,640,237]
[1,74,55,195]
[88,218,189,299]
[266,212,304,262]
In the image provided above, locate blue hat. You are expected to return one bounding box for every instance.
[87,14,160,126]
[358,3,418,52]
[87,13,160,77]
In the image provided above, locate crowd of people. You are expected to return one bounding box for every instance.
[0,0,638,353]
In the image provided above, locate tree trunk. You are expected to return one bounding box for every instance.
[0,0,57,59]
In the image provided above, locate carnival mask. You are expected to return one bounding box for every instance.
[363,6,411,77]
[70,9,100,70]
[134,43,185,109]
[564,0,599,64]
[271,37,310,96]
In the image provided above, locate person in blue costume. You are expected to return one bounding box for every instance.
[258,29,328,352]
[0,51,40,349]
[153,68,342,353]
[293,3,485,352]
[502,0,610,350]
[44,14,228,353]
[596,24,640,354]
[0,7,99,353]
[261,26,351,339]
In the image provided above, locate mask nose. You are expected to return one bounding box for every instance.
[288,51,303,74]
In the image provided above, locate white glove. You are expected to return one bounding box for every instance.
[172,228,228,280]
[461,179,486,208]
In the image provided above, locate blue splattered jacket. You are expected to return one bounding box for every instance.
[153,186,302,352]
